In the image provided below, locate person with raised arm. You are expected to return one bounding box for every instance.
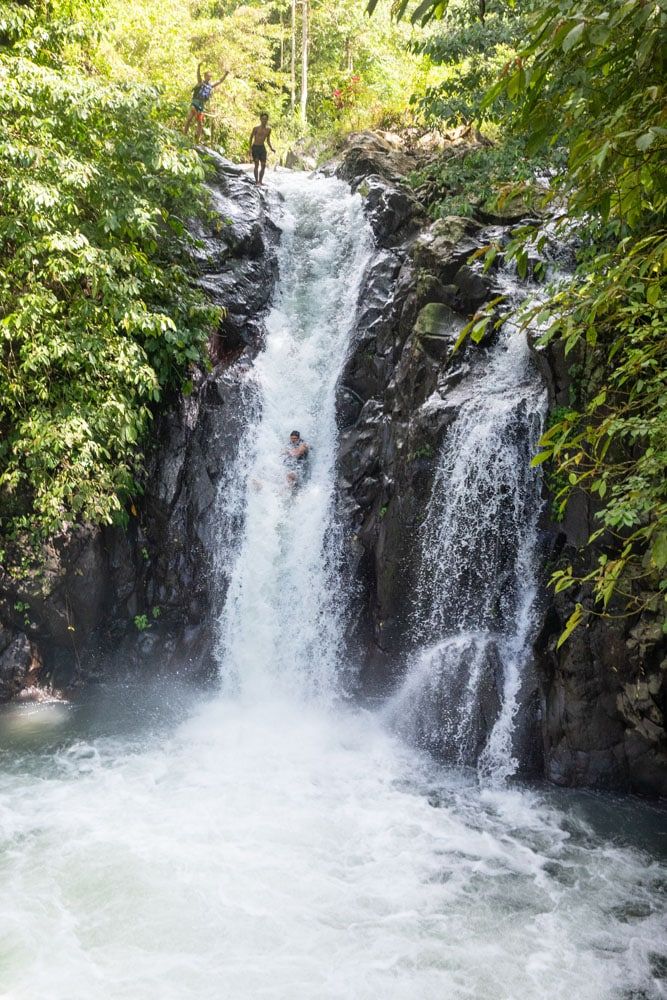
[184,64,229,143]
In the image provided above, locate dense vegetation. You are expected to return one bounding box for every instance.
[372,0,666,632]
[0,0,219,564]
[508,0,667,636]
[97,0,423,157]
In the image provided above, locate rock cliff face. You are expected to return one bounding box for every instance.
[332,133,501,678]
[0,154,279,698]
[531,344,667,797]
[332,131,665,797]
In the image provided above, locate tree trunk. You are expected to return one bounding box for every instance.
[479,0,486,23]
[290,0,296,114]
[345,36,353,73]
[300,0,309,127]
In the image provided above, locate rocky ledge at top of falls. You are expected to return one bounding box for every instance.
[330,130,666,798]
[0,153,280,699]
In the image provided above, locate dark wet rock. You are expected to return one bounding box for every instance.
[411,217,485,282]
[0,629,42,700]
[453,265,492,311]
[190,152,280,359]
[332,130,666,797]
[335,212,496,684]
[331,173,496,673]
[329,133,426,248]
[333,131,420,188]
[535,566,667,798]
[412,302,464,362]
[333,214,497,695]
[0,155,278,701]
[534,334,667,798]
[354,175,425,249]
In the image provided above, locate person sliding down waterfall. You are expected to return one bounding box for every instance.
[249,113,275,186]
[283,430,310,487]
[184,64,228,143]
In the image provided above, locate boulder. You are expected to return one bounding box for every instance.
[0,630,42,701]
[412,302,464,361]
[411,216,486,286]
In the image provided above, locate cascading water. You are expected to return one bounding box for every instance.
[0,173,665,1000]
[386,273,547,781]
[215,173,372,701]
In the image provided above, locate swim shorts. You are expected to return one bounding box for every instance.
[191,100,206,123]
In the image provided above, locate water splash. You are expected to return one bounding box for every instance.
[387,279,548,782]
[214,172,372,702]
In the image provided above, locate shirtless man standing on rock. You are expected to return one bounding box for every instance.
[249,113,275,186]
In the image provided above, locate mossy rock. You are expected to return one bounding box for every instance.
[478,192,540,224]
[429,215,482,245]
[413,302,464,361]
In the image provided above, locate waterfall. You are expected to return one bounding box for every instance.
[386,273,548,782]
[215,172,372,701]
[1,175,665,1000]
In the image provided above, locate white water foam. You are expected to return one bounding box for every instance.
[386,277,548,781]
[0,695,665,1000]
[214,171,372,702]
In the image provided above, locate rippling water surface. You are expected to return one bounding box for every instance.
[0,690,665,1000]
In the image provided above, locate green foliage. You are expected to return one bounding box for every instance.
[410,136,549,219]
[366,0,448,25]
[0,2,218,563]
[96,0,288,158]
[133,613,150,631]
[484,0,667,227]
[533,405,570,522]
[304,0,424,135]
[410,0,532,127]
[411,443,435,460]
[529,242,667,619]
[96,0,423,155]
[369,0,547,234]
[493,0,667,630]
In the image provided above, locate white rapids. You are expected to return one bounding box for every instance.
[0,172,665,1000]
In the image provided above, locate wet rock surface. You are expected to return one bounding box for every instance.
[335,130,666,797]
[0,153,279,698]
[333,132,499,684]
[523,330,666,797]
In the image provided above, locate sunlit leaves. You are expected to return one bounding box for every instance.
[556,602,584,648]
[0,6,218,560]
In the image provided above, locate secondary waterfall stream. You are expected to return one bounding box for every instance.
[0,172,665,1000]
[387,274,548,783]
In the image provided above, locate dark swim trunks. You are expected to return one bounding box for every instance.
[252,144,267,162]
[191,100,206,122]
